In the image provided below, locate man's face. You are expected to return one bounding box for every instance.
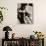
[25,5,33,15]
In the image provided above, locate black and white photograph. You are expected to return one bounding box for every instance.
[17,3,33,24]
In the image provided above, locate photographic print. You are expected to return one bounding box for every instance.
[17,3,33,24]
